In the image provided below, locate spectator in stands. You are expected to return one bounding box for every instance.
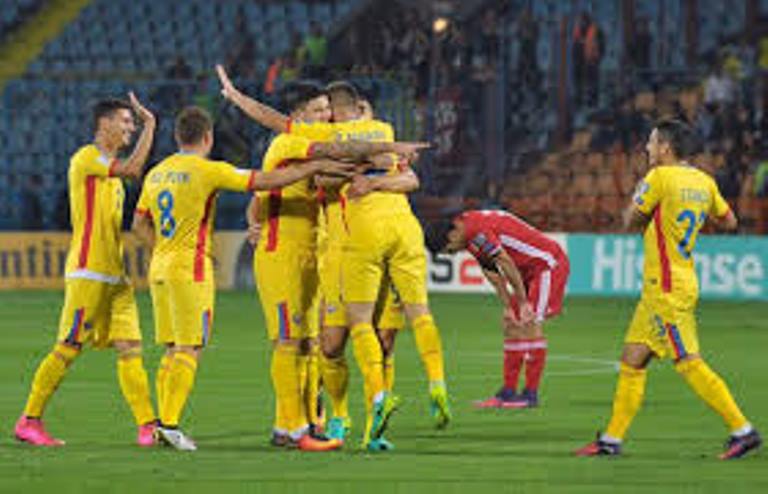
[226,11,257,79]
[53,185,70,231]
[572,12,603,107]
[704,62,738,107]
[166,55,193,80]
[302,21,328,79]
[20,173,43,230]
[517,7,539,92]
[628,17,651,73]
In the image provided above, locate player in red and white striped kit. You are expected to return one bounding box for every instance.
[444,209,570,408]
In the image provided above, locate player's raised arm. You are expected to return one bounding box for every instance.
[216,64,289,133]
[111,92,156,179]
[310,140,430,162]
[251,160,356,191]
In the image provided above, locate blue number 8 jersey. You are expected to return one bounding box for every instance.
[633,164,731,308]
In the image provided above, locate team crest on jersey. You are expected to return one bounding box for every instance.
[633,181,650,205]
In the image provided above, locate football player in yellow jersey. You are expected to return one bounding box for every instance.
[216,64,449,451]
[15,94,158,447]
[576,119,761,459]
[244,82,340,451]
[133,105,417,451]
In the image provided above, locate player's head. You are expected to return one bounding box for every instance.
[280,81,331,123]
[92,98,135,149]
[646,118,696,166]
[174,106,214,156]
[325,80,361,122]
[444,216,468,253]
[358,97,374,120]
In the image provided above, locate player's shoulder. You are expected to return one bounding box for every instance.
[70,144,102,166]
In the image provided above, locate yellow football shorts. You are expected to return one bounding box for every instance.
[255,248,319,341]
[57,278,141,348]
[318,242,346,328]
[343,213,427,306]
[625,297,700,360]
[150,278,214,347]
[373,276,406,330]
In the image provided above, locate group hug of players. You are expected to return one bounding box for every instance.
[13,66,761,459]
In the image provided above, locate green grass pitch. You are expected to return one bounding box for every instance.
[0,291,766,493]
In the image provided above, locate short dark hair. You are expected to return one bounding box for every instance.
[92,98,132,130]
[654,118,699,158]
[279,81,326,114]
[325,80,360,109]
[175,106,213,146]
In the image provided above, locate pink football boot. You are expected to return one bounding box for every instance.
[14,416,65,447]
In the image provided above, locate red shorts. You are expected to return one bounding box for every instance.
[508,257,569,323]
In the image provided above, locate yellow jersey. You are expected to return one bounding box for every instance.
[257,133,319,252]
[136,153,257,283]
[288,119,414,224]
[65,144,126,282]
[633,164,731,308]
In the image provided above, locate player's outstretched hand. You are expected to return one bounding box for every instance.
[390,141,431,157]
[129,91,155,125]
[347,174,372,200]
[216,64,239,101]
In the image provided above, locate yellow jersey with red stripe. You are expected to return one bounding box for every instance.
[633,164,730,308]
[288,119,413,221]
[65,144,125,281]
[256,133,318,252]
[136,153,257,283]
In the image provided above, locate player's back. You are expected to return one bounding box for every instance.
[138,153,253,282]
[463,209,565,274]
[256,133,318,252]
[637,165,730,306]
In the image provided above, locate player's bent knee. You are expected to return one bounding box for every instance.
[620,343,654,369]
[114,339,143,359]
[403,304,430,322]
[53,342,80,365]
[673,353,701,369]
[175,345,201,361]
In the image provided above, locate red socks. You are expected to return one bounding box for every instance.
[503,338,548,392]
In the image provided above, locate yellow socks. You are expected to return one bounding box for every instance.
[160,352,198,427]
[117,352,155,425]
[604,363,647,441]
[271,344,303,435]
[676,358,749,433]
[303,346,321,426]
[383,353,395,392]
[321,354,349,419]
[155,353,173,413]
[412,314,445,385]
[350,322,385,408]
[23,343,79,417]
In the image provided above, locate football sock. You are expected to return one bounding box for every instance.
[412,314,445,384]
[117,351,155,425]
[271,344,302,434]
[350,322,385,411]
[503,339,526,391]
[604,362,647,441]
[675,358,750,433]
[321,354,349,419]
[155,353,173,413]
[303,345,321,426]
[23,343,79,418]
[383,353,395,392]
[524,338,548,392]
[160,352,198,427]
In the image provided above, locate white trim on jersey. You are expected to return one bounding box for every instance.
[499,234,558,268]
[535,270,552,323]
[503,340,549,351]
[66,269,124,285]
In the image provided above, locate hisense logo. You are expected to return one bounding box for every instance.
[592,238,764,296]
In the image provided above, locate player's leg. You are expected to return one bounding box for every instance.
[157,344,200,452]
[320,323,351,440]
[576,299,657,456]
[376,328,397,392]
[109,283,156,446]
[150,280,174,416]
[669,310,761,459]
[390,218,450,428]
[15,279,105,446]
[374,281,405,394]
[474,316,525,408]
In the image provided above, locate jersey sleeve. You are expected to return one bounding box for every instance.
[74,151,118,178]
[633,168,663,216]
[709,179,731,218]
[287,120,336,141]
[465,216,503,263]
[209,161,257,192]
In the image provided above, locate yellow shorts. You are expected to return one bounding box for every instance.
[150,278,214,347]
[57,278,141,348]
[343,213,427,305]
[318,243,346,328]
[255,248,319,341]
[625,297,700,360]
